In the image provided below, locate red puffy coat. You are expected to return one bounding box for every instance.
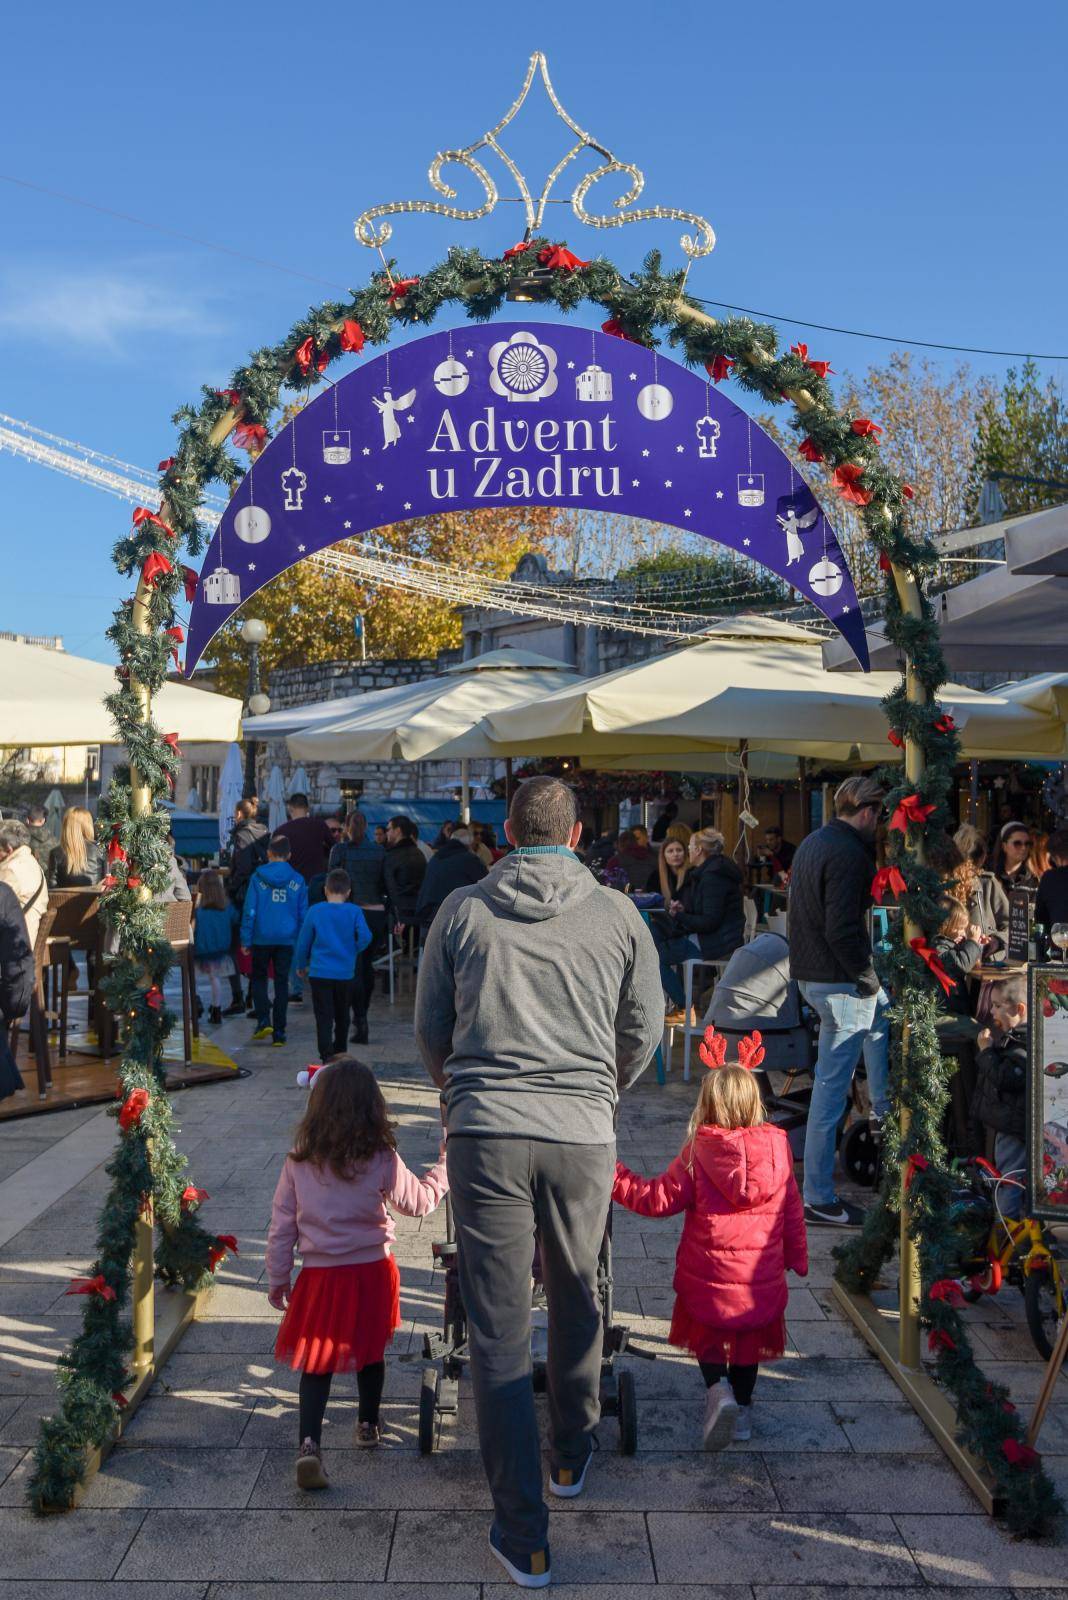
[613,1122,807,1335]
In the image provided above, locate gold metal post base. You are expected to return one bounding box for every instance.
[42,1286,203,1513]
[831,1280,1002,1517]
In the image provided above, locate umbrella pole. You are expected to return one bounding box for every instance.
[969,759,979,825]
[460,759,471,826]
[798,757,809,838]
[504,757,514,808]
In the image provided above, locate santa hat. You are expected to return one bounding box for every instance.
[296,1064,328,1089]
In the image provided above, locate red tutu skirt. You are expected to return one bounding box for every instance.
[274,1257,401,1374]
[669,1298,787,1366]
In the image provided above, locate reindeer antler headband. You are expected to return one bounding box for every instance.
[698,1025,766,1073]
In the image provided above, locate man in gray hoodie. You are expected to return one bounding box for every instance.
[415,777,662,1589]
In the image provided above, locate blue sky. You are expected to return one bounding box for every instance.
[2,0,1066,662]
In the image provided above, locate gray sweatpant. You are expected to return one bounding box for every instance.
[446,1136,616,1553]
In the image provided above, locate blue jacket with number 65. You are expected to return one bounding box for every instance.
[240,861,308,948]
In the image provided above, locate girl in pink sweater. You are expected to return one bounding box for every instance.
[613,1029,807,1450]
[267,1057,448,1487]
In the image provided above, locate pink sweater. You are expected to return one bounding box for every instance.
[266,1148,448,1287]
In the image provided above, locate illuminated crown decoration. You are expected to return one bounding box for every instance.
[354,50,715,264]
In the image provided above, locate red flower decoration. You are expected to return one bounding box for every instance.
[833,462,873,506]
[1002,1437,1039,1469]
[182,565,198,603]
[537,245,588,271]
[157,457,175,472]
[927,1328,957,1354]
[602,319,639,343]
[65,1274,116,1302]
[871,865,907,905]
[910,937,955,996]
[890,795,935,833]
[929,1278,966,1308]
[387,277,420,303]
[233,422,267,453]
[339,319,365,353]
[502,241,532,260]
[181,1185,209,1210]
[294,336,329,374]
[141,551,173,588]
[705,353,735,384]
[119,1088,150,1130]
[798,437,824,463]
[851,418,883,438]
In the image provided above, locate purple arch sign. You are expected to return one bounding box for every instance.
[185,321,868,672]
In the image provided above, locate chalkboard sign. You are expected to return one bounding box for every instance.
[1008,887,1035,963]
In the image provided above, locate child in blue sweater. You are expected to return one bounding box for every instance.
[193,870,241,1024]
[294,868,372,1062]
[241,835,309,1046]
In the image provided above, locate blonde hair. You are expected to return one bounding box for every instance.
[685,1065,764,1163]
[938,898,969,940]
[834,776,886,818]
[690,826,725,859]
[60,806,94,877]
[658,827,691,900]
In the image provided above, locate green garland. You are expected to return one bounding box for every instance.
[31,239,1059,1532]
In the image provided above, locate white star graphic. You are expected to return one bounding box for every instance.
[406,414,415,423]
[298,543,306,552]
[664,479,672,488]
[842,605,852,614]
[683,509,692,518]
[628,373,638,381]
[465,348,474,358]
[676,444,684,454]
[362,447,371,456]
[247,562,256,571]
[743,538,751,548]
[375,483,384,491]
[715,490,724,499]
[567,361,575,370]
[631,479,640,487]
[641,449,649,458]
[343,521,352,530]
[323,495,332,504]
[403,502,412,511]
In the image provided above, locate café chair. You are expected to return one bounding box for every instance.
[160,901,199,1065]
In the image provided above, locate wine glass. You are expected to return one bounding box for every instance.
[1052,923,1068,964]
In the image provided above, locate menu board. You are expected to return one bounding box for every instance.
[1007,888,1035,963]
[1028,965,1068,1220]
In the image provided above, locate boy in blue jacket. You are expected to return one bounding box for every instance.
[294,868,372,1062]
[240,835,308,1045]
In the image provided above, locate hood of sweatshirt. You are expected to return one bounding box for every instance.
[256,860,300,890]
[478,848,597,923]
[691,1123,790,1209]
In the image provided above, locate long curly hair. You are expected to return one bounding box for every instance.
[290,1058,396,1177]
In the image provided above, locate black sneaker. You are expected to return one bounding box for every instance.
[549,1438,595,1498]
[208,1005,222,1025]
[289,992,304,1004]
[488,1527,550,1589]
[223,1001,246,1017]
[804,1197,866,1227]
[350,1022,369,1045]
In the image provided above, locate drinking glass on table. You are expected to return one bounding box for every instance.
[1052,923,1068,963]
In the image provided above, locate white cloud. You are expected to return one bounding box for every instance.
[0,264,225,354]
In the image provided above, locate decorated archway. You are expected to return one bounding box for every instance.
[31,54,1058,1535]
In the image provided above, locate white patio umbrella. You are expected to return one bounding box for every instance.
[184,785,203,812]
[266,764,287,832]
[217,743,245,853]
[44,787,65,835]
[287,765,309,798]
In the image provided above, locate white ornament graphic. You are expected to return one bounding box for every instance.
[636,382,673,421]
[575,362,612,402]
[695,414,720,459]
[488,331,558,402]
[281,466,307,511]
[234,505,272,544]
[809,557,844,597]
[434,356,470,396]
[203,565,241,605]
[372,386,417,447]
[323,429,351,464]
[737,473,765,507]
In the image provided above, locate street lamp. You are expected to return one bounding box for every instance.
[240,618,270,794]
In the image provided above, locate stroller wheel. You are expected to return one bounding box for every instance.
[419,1366,438,1455]
[617,1369,637,1455]
[840,1120,881,1189]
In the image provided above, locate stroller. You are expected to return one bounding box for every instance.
[418,1196,652,1455]
[705,931,881,1187]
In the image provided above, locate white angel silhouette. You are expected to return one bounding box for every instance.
[372,386,417,448]
[776,502,818,566]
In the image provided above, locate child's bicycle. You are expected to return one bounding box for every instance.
[954,1157,1066,1361]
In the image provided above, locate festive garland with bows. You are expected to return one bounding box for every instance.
[31,238,1058,1532]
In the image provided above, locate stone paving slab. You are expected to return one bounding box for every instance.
[116,1508,395,1583]
[763,1450,977,1513]
[388,1507,656,1584]
[3,1586,208,1600]
[647,1512,921,1586]
[208,1588,478,1599]
[0,1506,146,1580]
[895,1514,1068,1587]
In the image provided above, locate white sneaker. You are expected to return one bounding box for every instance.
[733,1403,753,1442]
[702,1378,739,1451]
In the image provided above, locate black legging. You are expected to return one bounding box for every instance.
[298,1362,385,1443]
[698,1361,758,1406]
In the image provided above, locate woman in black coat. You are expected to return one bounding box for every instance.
[654,827,745,1013]
[0,882,33,1100]
[47,806,105,888]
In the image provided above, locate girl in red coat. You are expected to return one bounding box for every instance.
[613,1028,807,1450]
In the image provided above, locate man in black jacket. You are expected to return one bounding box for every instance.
[416,828,487,931]
[971,977,1028,1218]
[1035,829,1068,957]
[788,775,888,1227]
[383,815,427,933]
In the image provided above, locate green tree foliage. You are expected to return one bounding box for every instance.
[616,545,786,615]
[972,359,1068,516]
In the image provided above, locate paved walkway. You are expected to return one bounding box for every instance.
[1,983,1067,1595]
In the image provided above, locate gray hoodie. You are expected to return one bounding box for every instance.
[414,847,663,1144]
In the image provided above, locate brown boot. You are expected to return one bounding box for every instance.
[296,1437,329,1489]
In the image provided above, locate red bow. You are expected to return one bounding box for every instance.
[790,342,835,378]
[890,794,934,833]
[119,1088,150,1130]
[112,1390,129,1409]
[233,422,267,453]
[65,1274,116,1302]
[216,1233,239,1254]
[387,277,420,303]
[933,713,956,735]
[887,729,904,748]
[503,241,533,259]
[182,565,198,602]
[698,1025,727,1071]
[216,388,243,407]
[164,625,185,669]
[107,831,127,867]
[871,865,907,905]
[851,418,883,438]
[833,462,873,506]
[208,1233,239,1272]
[145,986,164,1012]
[157,457,175,472]
[927,1328,957,1354]
[737,1032,766,1071]
[929,1278,966,1308]
[339,319,365,353]
[537,245,588,271]
[879,551,893,574]
[602,319,639,343]
[904,1152,929,1190]
[132,505,173,536]
[141,551,173,588]
[1002,1437,1039,1469]
[705,353,735,384]
[162,731,182,758]
[126,875,142,889]
[181,1185,209,1210]
[901,483,915,500]
[798,437,824,463]
[910,937,955,996]
[294,336,329,374]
